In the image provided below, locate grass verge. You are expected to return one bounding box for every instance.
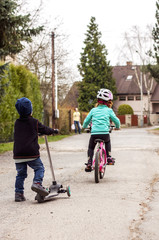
[0,134,72,154]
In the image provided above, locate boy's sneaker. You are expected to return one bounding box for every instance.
[107,157,115,165]
[31,182,49,197]
[15,192,26,202]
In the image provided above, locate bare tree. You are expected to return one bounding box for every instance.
[16,1,76,114]
[17,21,75,110]
[118,25,155,125]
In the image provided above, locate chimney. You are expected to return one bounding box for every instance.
[126,61,132,66]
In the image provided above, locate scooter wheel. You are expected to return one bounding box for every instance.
[66,186,71,197]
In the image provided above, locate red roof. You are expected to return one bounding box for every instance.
[112,64,157,96]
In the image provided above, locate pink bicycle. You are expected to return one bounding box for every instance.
[92,126,115,183]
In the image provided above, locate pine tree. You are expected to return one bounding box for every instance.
[0,0,43,60]
[148,0,159,81]
[77,17,116,112]
[153,0,159,64]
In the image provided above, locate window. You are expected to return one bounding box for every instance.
[119,96,126,101]
[126,75,133,80]
[128,96,134,101]
[136,96,141,100]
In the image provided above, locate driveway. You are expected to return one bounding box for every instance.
[0,127,159,240]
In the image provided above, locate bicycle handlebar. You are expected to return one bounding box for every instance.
[109,125,120,133]
[109,125,115,133]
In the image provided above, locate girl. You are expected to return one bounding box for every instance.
[83,89,120,172]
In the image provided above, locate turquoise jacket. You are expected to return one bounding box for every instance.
[83,105,120,135]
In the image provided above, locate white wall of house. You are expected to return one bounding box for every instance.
[114,95,159,125]
[150,114,159,125]
[114,95,153,115]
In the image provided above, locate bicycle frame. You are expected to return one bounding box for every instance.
[92,141,107,171]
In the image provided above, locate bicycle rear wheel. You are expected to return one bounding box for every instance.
[100,149,106,179]
[95,151,100,183]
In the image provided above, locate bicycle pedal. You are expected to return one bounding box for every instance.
[107,162,115,165]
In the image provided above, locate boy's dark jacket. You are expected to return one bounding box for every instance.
[13,116,54,159]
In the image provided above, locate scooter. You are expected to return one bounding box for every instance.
[35,135,71,203]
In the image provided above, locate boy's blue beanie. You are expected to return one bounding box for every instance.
[15,97,32,116]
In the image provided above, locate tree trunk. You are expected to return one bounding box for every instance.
[147,91,151,125]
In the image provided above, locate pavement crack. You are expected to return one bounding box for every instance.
[129,174,159,240]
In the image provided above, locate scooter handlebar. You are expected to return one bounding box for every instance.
[38,129,59,137]
[53,129,59,134]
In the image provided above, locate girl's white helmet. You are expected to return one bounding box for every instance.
[97,88,113,101]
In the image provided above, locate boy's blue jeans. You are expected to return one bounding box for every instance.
[15,157,45,194]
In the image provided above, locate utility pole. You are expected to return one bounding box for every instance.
[51,32,55,128]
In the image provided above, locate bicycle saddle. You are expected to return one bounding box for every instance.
[94,139,105,143]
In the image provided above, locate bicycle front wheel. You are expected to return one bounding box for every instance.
[95,151,100,183]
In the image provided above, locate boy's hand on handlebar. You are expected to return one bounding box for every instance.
[114,128,120,130]
[53,129,59,134]
[38,133,44,136]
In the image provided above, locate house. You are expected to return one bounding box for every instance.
[151,84,159,114]
[113,62,159,125]
[61,81,79,108]
[61,62,159,125]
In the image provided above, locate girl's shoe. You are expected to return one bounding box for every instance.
[85,163,92,172]
[15,192,26,202]
[107,157,115,165]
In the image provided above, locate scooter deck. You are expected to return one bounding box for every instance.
[35,191,59,203]
[44,192,59,199]
[35,183,70,203]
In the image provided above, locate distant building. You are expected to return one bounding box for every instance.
[61,62,159,125]
[61,81,79,108]
[113,62,159,124]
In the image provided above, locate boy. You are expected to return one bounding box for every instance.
[83,89,120,172]
[13,97,58,202]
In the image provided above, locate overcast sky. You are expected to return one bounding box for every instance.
[26,0,157,76]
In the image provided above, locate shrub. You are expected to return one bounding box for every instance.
[0,62,43,142]
[117,104,134,115]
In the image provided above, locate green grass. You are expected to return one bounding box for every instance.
[0,134,72,154]
[38,134,71,144]
[0,142,14,154]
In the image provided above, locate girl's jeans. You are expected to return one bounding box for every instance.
[15,157,45,194]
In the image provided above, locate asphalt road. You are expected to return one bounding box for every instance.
[0,127,159,240]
